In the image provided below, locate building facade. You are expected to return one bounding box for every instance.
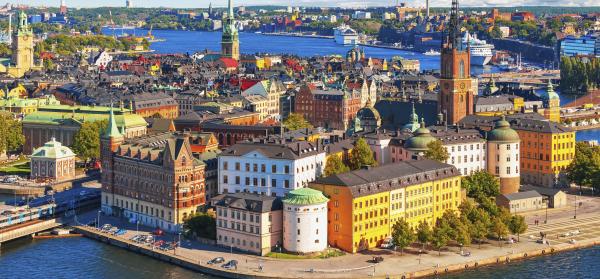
[101,112,206,233]
[486,116,521,195]
[213,193,282,256]
[310,159,462,253]
[221,0,240,60]
[30,138,76,182]
[0,11,42,78]
[295,84,362,130]
[218,139,326,197]
[282,188,329,253]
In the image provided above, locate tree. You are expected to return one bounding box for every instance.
[424,140,449,163]
[283,113,313,131]
[431,224,450,256]
[490,217,509,246]
[461,171,500,202]
[391,218,415,255]
[71,120,108,161]
[183,212,216,240]
[348,138,377,170]
[508,215,527,242]
[324,155,350,176]
[567,142,600,194]
[0,113,25,154]
[416,220,432,251]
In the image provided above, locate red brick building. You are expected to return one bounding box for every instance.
[295,84,361,130]
[101,109,205,233]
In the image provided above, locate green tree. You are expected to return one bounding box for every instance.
[416,220,432,251]
[71,120,108,161]
[424,140,449,163]
[283,113,313,131]
[0,113,25,154]
[391,218,415,255]
[348,138,377,170]
[461,171,500,202]
[508,215,527,242]
[490,217,509,245]
[567,142,600,194]
[431,224,450,256]
[324,155,350,176]
[183,212,216,240]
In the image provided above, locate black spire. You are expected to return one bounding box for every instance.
[446,0,463,51]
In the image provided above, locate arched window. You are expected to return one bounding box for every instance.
[459,60,465,78]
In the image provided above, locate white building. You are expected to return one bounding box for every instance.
[353,11,371,19]
[218,139,326,197]
[427,126,487,176]
[30,137,76,182]
[282,188,329,253]
[91,51,113,69]
[241,79,285,121]
[486,116,521,195]
[334,24,358,45]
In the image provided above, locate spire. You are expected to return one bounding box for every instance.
[104,105,122,138]
[228,0,234,20]
[410,102,418,124]
[446,0,462,50]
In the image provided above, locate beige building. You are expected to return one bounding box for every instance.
[30,138,76,182]
[213,193,283,256]
[0,11,42,78]
[496,191,543,213]
[241,79,285,121]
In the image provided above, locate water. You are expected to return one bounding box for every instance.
[0,237,598,279]
[103,28,497,74]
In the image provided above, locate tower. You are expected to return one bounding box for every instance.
[100,106,124,215]
[543,79,560,123]
[60,0,67,15]
[7,10,38,78]
[438,0,474,125]
[486,115,520,195]
[221,0,239,61]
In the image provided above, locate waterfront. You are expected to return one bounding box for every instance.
[0,236,599,279]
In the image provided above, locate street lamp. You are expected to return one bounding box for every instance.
[544,200,548,224]
[97,210,101,229]
[574,195,577,219]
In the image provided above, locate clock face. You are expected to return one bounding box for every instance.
[460,82,466,89]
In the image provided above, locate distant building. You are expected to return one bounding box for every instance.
[560,34,599,57]
[295,84,362,130]
[221,0,240,60]
[213,193,282,255]
[122,92,179,119]
[0,11,42,78]
[31,138,76,182]
[353,11,371,19]
[59,0,67,15]
[334,25,358,45]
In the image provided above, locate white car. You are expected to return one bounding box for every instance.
[380,237,394,249]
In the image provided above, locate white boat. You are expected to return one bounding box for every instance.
[462,32,494,66]
[334,24,358,45]
[424,49,440,56]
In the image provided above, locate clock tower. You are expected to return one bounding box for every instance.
[221,0,239,61]
[438,0,474,125]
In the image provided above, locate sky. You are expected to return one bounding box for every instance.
[22,0,600,8]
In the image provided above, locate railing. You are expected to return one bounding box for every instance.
[0,219,60,243]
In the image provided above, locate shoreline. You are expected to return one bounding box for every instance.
[73,224,600,279]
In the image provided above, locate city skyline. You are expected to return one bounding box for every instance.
[21,0,600,8]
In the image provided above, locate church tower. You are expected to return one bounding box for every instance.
[221,0,239,61]
[543,79,561,123]
[7,11,39,78]
[438,0,474,125]
[100,106,124,215]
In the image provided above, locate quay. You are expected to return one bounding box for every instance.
[260,32,333,39]
[0,219,61,247]
[73,213,600,279]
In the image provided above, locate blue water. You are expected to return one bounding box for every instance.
[104,28,497,74]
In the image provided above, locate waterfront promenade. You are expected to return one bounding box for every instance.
[73,206,600,279]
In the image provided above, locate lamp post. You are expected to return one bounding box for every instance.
[574,195,577,219]
[97,210,101,229]
[544,200,548,224]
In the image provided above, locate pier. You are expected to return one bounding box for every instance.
[0,219,61,247]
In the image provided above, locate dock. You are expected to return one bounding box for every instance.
[0,219,61,246]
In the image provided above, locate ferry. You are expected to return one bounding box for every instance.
[424,49,440,56]
[462,32,493,66]
[334,24,358,45]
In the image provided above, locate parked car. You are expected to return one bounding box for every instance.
[207,257,225,265]
[222,260,238,269]
[380,237,394,249]
[371,256,384,263]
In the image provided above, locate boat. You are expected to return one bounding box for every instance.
[499,53,523,72]
[334,24,358,45]
[144,25,166,43]
[462,32,493,66]
[424,49,440,56]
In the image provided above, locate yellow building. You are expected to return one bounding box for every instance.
[512,118,575,188]
[310,159,462,253]
[0,11,42,78]
[0,95,61,115]
[542,80,561,123]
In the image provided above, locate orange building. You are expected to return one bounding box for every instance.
[125,92,179,119]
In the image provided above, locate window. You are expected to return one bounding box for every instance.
[235,176,240,184]
[235,162,240,171]
[223,162,228,170]
[261,164,266,172]
[223,175,228,184]
[245,163,250,171]
[284,180,290,188]
[271,179,276,187]
[272,165,276,173]
[285,165,290,174]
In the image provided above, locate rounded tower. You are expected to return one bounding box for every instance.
[404,118,436,154]
[486,115,520,195]
[282,188,329,254]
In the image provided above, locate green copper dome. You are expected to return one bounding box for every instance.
[283,188,329,206]
[544,79,560,100]
[404,119,436,152]
[488,115,520,142]
[402,103,420,132]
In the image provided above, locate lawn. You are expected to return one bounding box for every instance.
[0,161,31,175]
[265,248,345,259]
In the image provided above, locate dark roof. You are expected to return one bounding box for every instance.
[427,126,485,144]
[501,190,542,201]
[221,140,324,160]
[520,185,565,197]
[375,100,438,130]
[314,159,459,198]
[211,193,282,213]
[459,113,572,133]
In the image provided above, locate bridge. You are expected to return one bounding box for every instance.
[0,219,61,247]
[479,70,560,87]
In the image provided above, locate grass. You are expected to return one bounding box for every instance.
[0,161,30,175]
[265,248,345,259]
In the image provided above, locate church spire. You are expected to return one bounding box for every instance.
[104,105,122,139]
[228,0,234,20]
[445,0,462,51]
